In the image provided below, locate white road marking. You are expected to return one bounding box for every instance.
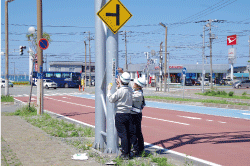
[44,109,95,128]
[144,143,221,166]
[242,113,250,116]
[206,119,213,122]
[44,97,189,126]
[218,121,226,124]
[178,115,201,120]
[45,97,95,109]
[143,116,190,126]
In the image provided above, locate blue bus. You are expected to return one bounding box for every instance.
[32,71,81,88]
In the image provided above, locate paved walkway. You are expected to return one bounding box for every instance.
[1,103,100,166]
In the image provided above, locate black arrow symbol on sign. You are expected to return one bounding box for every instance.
[106,4,120,26]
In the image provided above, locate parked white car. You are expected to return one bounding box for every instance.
[43,79,57,89]
[1,79,14,88]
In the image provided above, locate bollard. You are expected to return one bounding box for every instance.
[83,86,84,91]
[79,85,81,91]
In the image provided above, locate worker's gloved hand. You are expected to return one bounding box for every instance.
[108,83,113,91]
[116,77,121,88]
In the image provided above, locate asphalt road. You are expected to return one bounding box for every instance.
[11,86,250,166]
[2,84,249,98]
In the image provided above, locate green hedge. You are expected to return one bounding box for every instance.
[13,81,29,85]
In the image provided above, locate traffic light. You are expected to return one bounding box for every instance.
[19,46,26,55]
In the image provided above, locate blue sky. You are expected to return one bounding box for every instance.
[1,0,250,75]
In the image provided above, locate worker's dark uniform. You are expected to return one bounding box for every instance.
[130,89,145,153]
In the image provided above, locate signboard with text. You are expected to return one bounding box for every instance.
[228,48,236,64]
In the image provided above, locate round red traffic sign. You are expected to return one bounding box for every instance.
[38,38,49,50]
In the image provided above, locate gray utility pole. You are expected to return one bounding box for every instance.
[202,26,205,93]
[124,31,128,71]
[208,19,213,89]
[37,0,44,115]
[84,41,87,88]
[5,0,14,96]
[159,22,168,92]
[94,0,106,152]
[88,31,92,87]
[159,42,163,91]
[205,19,224,89]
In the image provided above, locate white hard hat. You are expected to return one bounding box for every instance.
[120,72,131,83]
[134,77,146,87]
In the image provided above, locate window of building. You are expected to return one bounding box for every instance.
[91,66,95,72]
[55,67,61,71]
[69,68,74,72]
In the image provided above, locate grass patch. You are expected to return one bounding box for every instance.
[242,92,247,96]
[145,96,250,106]
[111,151,173,166]
[1,95,14,102]
[8,105,37,117]
[24,113,94,138]
[197,90,250,99]
[66,139,93,151]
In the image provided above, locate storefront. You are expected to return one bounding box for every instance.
[126,63,229,84]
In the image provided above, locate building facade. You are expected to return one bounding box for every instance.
[49,61,95,80]
[126,63,230,83]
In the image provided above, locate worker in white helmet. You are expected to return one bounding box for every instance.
[130,77,146,156]
[107,72,133,160]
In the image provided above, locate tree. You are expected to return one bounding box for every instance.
[26,32,52,53]
[26,32,52,108]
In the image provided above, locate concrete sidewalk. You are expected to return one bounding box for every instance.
[1,102,100,166]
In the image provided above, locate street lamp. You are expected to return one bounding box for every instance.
[159,22,169,92]
[28,26,36,34]
[5,0,15,96]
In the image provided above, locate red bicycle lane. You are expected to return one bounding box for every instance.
[14,95,250,165]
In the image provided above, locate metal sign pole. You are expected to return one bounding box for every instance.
[202,26,205,93]
[105,29,118,153]
[94,0,106,152]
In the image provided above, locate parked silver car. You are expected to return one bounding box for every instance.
[233,80,250,89]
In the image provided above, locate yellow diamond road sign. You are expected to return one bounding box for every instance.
[97,0,132,34]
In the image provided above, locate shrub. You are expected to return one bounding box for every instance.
[216,91,221,95]
[242,92,247,96]
[221,91,227,96]
[204,91,210,95]
[228,91,234,97]
[14,105,37,116]
[211,91,216,96]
